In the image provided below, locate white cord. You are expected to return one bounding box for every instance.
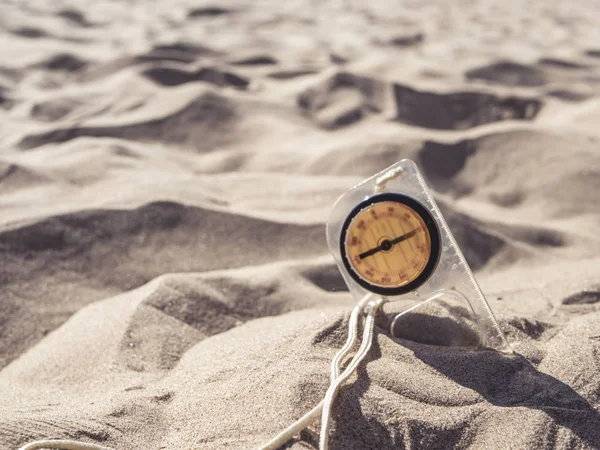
[319,299,381,450]
[258,299,366,450]
[375,166,404,193]
[330,295,374,382]
[258,295,382,450]
[17,440,114,450]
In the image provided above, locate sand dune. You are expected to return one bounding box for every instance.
[1,0,600,449]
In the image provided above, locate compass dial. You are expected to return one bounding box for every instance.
[340,193,441,296]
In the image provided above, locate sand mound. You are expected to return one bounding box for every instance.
[585,49,600,58]
[466,61,549,87]
[0,162,52,192]
[393,83,542,129]
[31,53,89,72]
[298,72,389,129]
[140,43,220,63]
[76,44,220,84]
[187,6,233,18]
[30,97,84,121]
[417,129,600,217]
[56,9,92,28]
[466,58,595,87]
[230,55,278,66]
[11,26,48,39]
[0,201,326,368]
[141,64,248,88]
[18,90,239,151]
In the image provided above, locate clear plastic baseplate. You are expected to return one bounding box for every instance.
[327,159,512,353]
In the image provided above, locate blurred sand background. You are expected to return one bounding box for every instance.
[1,0,600,448]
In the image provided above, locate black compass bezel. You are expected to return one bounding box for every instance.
[339,193,441,296]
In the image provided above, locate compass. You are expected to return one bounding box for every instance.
[340,193,441,296]
[328,160,510,352]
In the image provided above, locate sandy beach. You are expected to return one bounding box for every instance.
[2,0,600,448]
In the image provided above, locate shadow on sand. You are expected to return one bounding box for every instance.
[287,313,600,449]
[385,314,600,448]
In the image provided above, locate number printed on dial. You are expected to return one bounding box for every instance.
[344,201,432,288]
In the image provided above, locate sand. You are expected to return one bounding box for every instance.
[1,0,600,448]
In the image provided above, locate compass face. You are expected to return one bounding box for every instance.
[340,193,441,296]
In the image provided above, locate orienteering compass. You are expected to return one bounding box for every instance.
[327,159,511,352]
[340,193,441,296]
